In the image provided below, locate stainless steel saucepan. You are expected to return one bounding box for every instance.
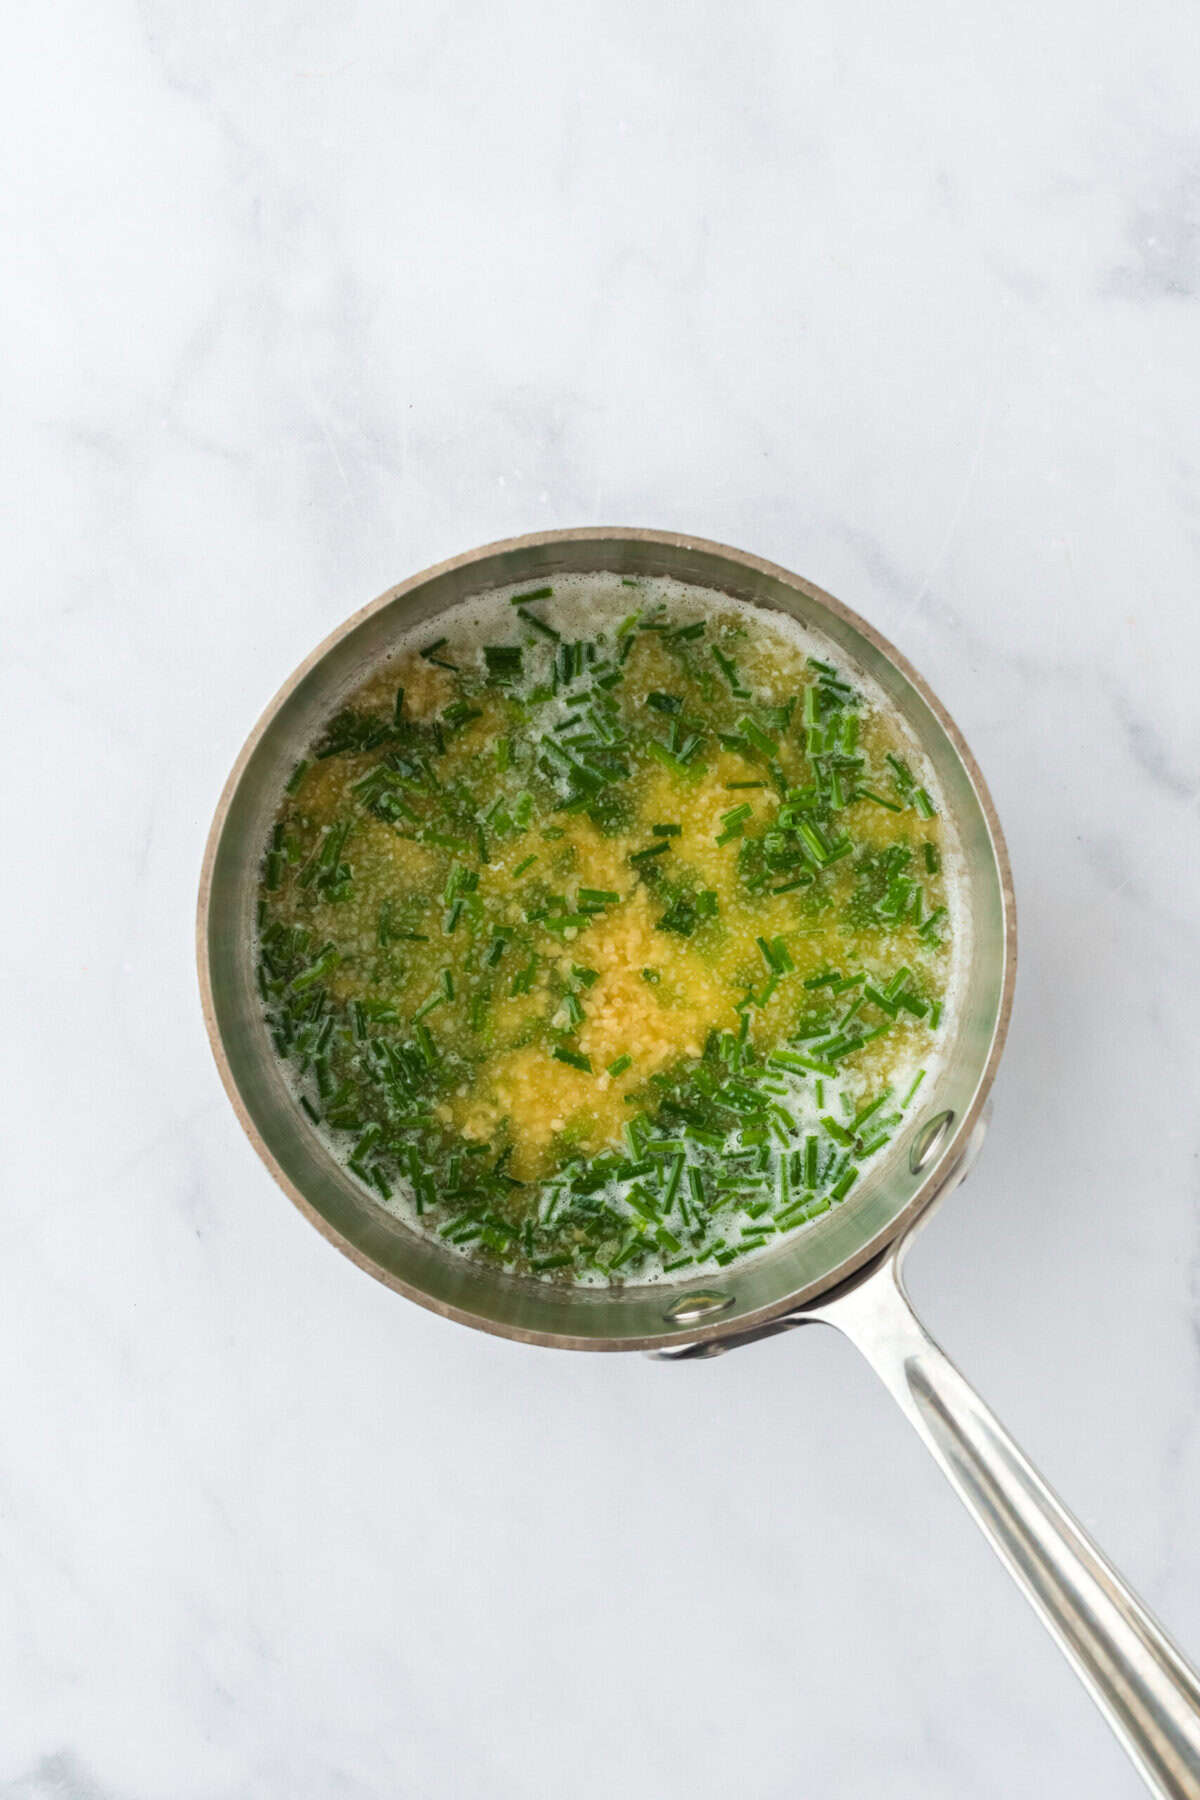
[198,529,1200,1797]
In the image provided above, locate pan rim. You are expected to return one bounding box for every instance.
[197,526,1017,1351]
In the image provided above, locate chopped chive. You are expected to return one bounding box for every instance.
[768,1049,834,1077]
[715,801,752,846]
[651,822,682,837]
[662,1153,686,1209]
[924,841,940,874]
[512,854,538,878]
[510,586,553,605]
[420,637,457,670]
[854,1092,889,1129]
[821,1115,855,1147]
[608,1054,633,1077]
[552,1046,592,1073]
[830,1167,858,1202]
[756,934,794,974]
[285,759,309,794]
[738,716,779,757]
[804,969,841,990]
[895,991,928,1019]
[711,645,749,695]
[914,788,936,819]
[902,1068,927,1107]
[725,780,765,790]
[484,645,524,680]
[644,741,693,778]
[630,841,670,864]
[518,606,561,641]
[510,957,538,996]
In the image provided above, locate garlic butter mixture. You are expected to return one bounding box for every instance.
[256,576,959,1284]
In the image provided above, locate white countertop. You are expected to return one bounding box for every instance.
[4,4,1200,1795]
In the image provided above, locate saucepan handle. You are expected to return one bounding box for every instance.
[813,1257,1200,1799]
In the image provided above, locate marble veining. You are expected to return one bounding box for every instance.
[2,2,1200,1796]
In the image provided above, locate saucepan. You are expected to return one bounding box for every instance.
[197,529,1200,1796]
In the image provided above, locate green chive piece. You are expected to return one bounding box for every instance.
[484,645,524,680]
[552,1046,592,1072]
[518,606,561,641]
[830,1167,858,1202]
[902,1069,926,1108]
[510,586,553,605]
[711,645,748,695]
[510,957,538,996]
[608,1054,633,1077]
[512,854,538,878]
[738,716,779,757]
[420,636,457,670]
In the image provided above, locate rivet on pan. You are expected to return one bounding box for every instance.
[663,1290,735,1326]
[910,1109,956,1176]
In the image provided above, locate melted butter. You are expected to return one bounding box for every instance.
[259,575,960,1281]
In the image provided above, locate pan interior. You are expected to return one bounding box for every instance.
[201,532,1012,1350]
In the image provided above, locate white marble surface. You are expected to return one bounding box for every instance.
[3,2,1200,1795]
